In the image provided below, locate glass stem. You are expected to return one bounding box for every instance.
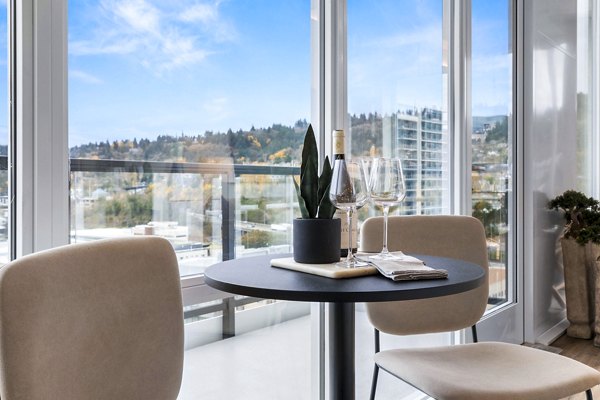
[381,205,390,255]
[346,208,354,265]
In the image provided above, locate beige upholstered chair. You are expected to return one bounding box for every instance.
[0,237,184,400]
[361,215,600,400]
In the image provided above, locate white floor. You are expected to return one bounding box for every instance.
[179,305,450,400]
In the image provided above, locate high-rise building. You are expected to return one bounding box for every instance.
[383,107,449,215]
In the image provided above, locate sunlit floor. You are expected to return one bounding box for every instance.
[179,307,600,400]
[179,305,448,400]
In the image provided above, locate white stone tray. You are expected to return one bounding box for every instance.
[270,257,377,279]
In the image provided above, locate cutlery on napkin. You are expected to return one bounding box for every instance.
[356,252,448,281]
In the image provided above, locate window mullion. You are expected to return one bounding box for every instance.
[448,0,472,216]
[15,0,69,256]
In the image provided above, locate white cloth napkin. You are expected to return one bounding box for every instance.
[356,252,448,281]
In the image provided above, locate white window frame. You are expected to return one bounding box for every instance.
[593,0,600,197]
[13,0,69,258]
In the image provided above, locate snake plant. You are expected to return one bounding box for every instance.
[293,124,336,219]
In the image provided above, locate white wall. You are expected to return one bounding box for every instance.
[524,0,579,343]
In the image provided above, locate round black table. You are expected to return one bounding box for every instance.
[205,253,485,400]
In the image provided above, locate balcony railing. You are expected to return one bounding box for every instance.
[70,158,302,339]
[70,158,300,263]
[1,156,508,327]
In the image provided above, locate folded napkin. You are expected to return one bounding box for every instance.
[356,252,448,281]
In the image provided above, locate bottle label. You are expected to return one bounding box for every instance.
[336,211,357,251]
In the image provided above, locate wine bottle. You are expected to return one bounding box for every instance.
[338,209,358,257]
[331,129,357,256]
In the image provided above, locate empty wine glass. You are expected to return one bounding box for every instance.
[329,160,369,268]
[368,157,406,260]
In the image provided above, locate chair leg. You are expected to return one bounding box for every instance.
[370,364,380,400]
[586,389,593,400]
[471,325,478,343]
[370,329,381,400]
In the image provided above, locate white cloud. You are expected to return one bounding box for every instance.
[70,37,140,56]
[69,0,234,75]
[114,0,160,33]
[179,1,237,43]
[179,2,219,24]
[70,70,104,85]
[146,31,210,73]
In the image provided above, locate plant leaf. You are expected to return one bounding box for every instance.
[300,124,318,218]
[294,176,310,219]
[317,156,335,219]
[317,182,336,219]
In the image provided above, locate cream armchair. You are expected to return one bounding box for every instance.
[0,237,184,400]
[361,215,600,400]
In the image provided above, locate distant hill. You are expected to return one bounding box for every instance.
[69,120,310,165]
[473,115,507,132]
[64,112,509,164]
[68,114,388,163]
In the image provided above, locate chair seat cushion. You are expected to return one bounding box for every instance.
[375,341,600,400]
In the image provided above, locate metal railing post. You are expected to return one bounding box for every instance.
[221,171,236,261]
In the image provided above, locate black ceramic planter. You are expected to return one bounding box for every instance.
[293,218,341,264]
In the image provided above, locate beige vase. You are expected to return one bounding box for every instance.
[594,257,600,346]
[561,238,598,339]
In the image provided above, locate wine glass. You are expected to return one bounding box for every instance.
[329,160,370,268]
[368,157,406,260]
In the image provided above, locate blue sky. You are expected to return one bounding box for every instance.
[471,0,512,116]
[69,0,312,145]
[0,0,6,145]
[0,0,511,146]
[348,0,446,115]
[348,0,511,117]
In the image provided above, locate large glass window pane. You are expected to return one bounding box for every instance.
[348,0,449,217]
[471,0,513,307]
[69,1,311,398]
[576,0,596,193]
[0,2,8,263]
[69,0,309,276]
[348,1,451,398]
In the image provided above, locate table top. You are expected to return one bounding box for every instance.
[204,254,485,303]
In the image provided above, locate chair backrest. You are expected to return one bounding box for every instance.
[360,215,489,335]
[0,237,184,400]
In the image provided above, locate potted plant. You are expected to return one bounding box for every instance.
[292,125,340,263]
[548,190,600,339]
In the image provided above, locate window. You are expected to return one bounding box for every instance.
[471,0,513,307]
[69,1,312,397]
[348,0,449,218]
[0,2,8,264]
[347,1,454,397]
[9,0,526,397]
[69,0,310,276]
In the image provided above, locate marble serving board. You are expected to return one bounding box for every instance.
[270,257,377,279]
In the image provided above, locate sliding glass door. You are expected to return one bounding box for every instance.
[469,0,522,343]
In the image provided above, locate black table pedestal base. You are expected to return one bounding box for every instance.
[329,302,355,400]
